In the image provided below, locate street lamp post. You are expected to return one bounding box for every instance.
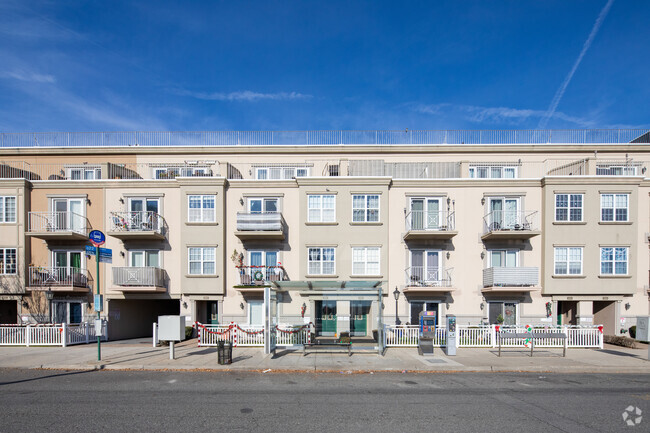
[393,287,401,325]
[45,289,54,323]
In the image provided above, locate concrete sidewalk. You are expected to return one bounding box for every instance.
[0,339,648,373]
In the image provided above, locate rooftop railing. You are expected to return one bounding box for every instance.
[1,129,648,148]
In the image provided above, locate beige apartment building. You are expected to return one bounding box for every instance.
[0,130,648,340]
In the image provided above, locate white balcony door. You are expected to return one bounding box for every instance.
[52,250,84,282]
[249,198,278,214]
[489,198,519,229]
[52,198,84,231]
[129,198,159,230]
[410,198,441,230]
[249,251,278,280]
[411,250,440,283]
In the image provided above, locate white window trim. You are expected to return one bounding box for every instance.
[553,247,583,275]
[487,249,519,268]
[255,167,310,180]
[600,193,629,222]
[67,166,101,180]
[51,249,86,270]
[248,197,280,213]
[599,246,629,275]
[488,301,520,325]
[307,247,336,275]
[469,165,518,179]
[0,248,17,275]
[554,193,583,222]
[352,247,380,276]
[0,196,17,223]
[307,194,336,223]
[352,194,380,223]
[128,250,162,268]
[187,194,216,223]
[188,247,217,275]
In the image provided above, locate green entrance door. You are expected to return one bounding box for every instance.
[350,301,370,336]
[317,301,337,336]
[207,301,218,325]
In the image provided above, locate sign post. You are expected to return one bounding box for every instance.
[89,230,105,362]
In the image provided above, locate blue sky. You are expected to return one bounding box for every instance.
[0,0,648,132]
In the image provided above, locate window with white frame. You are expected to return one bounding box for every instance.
[154,166,210,179]
[600,247,628,275]
[68,167,101,180]
[188,195,216,223]
[555,194,583,222]
[255,167,309,180]
[469,165,517,179]
[352,247,380,275]
[352,194,379,222]
[554,247,583,275]
[0,196,16,223]
[308,194,335,222]
[596,165,637,176]
[308,247,335,275]
[0,248,17,274]
[600,193,628,222]
[188,247,216,275]
[489,250,518,267]
[488,302,518,325]
[129,250,160,267]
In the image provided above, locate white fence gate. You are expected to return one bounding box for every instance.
[0,322,108,347]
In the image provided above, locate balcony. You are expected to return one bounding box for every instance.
[27,267,92,292]
[236,266,288,287]
[481,210,540,241]
[108,211,166,240]
[112,267,167,292]
[235,212,286,241]
[27,212,90,240]
[404,210,457,241]
[482,267,539,292]
[404,266,455,293]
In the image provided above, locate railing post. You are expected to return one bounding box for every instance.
[231,321,237,347]
[86,322,90,344]
[153,323,158,347]
[25,325,31,347]
[598,325,604,349]
[491,325,496,348]
[62,323,67,347]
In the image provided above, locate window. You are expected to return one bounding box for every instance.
[255,167,309,180]
[188,195,215,222]
[308,247,335,275]
[600,247,628,275]
[352,194,379,222]
[129,250,160,267]
[600,193,628,222]
[489,250,518,267]
[0,248,17,274]
[188,247,216,275]
[409,198,443,230]
[352,247,380,275]
[596,165,637,176]
[308,195,335,222]
[68,167,101,180]
[554,247,583,275]
[409,250,442,284]
[154,166,210,179]
[487,197,520,230]
[555,194,583,222]
[52,301,85,324]
[469,165,517,179]
[488,302,518,325]
[0,196,16,223]
[248,198,278,213]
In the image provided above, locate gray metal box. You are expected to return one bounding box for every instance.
[158,315,186,341]
[636,316,650,342]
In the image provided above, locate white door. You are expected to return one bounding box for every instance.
[249,301,264,326]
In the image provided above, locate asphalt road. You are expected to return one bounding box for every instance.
[0,369,648,432]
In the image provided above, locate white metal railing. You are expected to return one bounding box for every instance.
[28,211,89,235]
[405,267,453,287]
[196,322,311,347]
[483,210,537,233]
[405,210,455,231]
[28,266,93,288]
[0,322,107,347]
[483,267,539,287]
[236,212,285,231]
[110,211,165,235]
[236,266,287,285]
[112,267,166,287]
[383,324,603,349]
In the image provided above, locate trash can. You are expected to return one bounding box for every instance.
[217,340,232,365]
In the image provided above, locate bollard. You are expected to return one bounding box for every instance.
[170,341,175,360]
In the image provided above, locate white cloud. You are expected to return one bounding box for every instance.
[172,88,312,102]
[0,70,56,83]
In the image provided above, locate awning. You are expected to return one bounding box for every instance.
[272,280,382,291]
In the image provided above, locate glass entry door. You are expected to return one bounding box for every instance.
[489,198,519,230]
[410,302,439,326]
[129,198,159,230]
[207,301,218,325]
[410,250,441,284]
[53,251,83,285]
[52,198,85,231]
[410,198,441,230]
[316,301,337,336]
[350,301,370,336]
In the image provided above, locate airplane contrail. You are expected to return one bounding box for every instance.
[538,0,615,129]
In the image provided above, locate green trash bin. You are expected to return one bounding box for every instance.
[217,340,232,365]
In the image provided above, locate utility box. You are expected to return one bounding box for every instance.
[445,315,457,356]
[636,316,650,342]
[158,315,186,341]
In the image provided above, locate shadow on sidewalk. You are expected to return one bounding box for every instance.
[0,369,98,386]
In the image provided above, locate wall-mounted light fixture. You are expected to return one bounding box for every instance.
[239,198,244,206]
[480,302,485,310]
[625,302,631,310]
[119,251,125,257]
[86,198,92,206]
[446,251,450,260]
[182,301,188,309]
[119,197,124,204]
[240,302,245,310]
[481,197,485,206]
[480,251,485,260]
[447,197,451,206]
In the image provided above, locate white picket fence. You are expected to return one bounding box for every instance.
[384,324,603,349]
[195,322,311,347]
[0,322,107,347]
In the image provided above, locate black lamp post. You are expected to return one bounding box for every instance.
[45,289,54,323]
[393,287,401,325]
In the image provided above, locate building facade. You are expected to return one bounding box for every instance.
[0,130,648,339]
